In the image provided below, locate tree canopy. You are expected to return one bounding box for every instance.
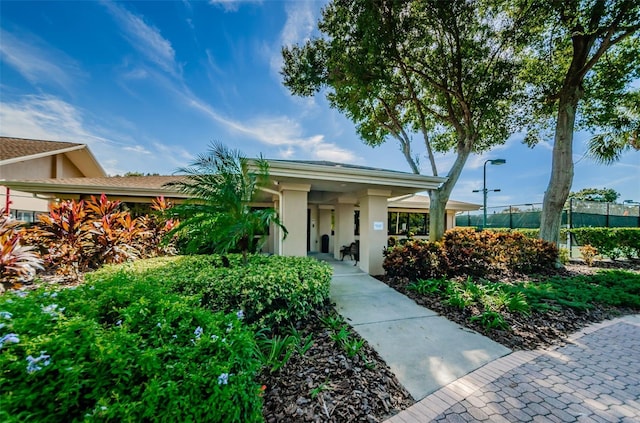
[282,0,526,240]
[568,187,621,203]
[518,0,640,244]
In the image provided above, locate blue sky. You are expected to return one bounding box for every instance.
[1,0,638,208]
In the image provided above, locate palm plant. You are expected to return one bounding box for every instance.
[166,143,287,264]
[587,93,639,165]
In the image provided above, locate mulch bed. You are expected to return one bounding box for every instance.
[378,260,640,351]
[261,308,413,423]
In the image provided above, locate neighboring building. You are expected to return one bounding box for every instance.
[0,136,105,221]
[2,138,480,274]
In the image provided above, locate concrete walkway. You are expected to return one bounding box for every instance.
[315,254,511,400]
[385,315,640,422]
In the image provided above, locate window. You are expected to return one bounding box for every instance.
[354,210,360,235]
[387,212,429,236]
[15,210,36,223]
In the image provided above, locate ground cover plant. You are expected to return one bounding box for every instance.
[384,266,640,350]
[0,271,263,422]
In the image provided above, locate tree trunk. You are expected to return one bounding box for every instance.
[539,87,581,245]
[429,144,472,241]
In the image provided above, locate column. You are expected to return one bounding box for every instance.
[359,189,391,275]
[279,183,310,257]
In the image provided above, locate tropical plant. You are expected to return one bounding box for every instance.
[0,211,43,289]
[587,92,640,165]
[166,143,287,263]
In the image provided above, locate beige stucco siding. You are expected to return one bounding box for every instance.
[0,156,83,180]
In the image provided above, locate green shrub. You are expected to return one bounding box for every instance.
[383,240,447,280]
[0,276,263,423]
[384,228,557,281]
[92,254,332,328]
[570,227,640,260]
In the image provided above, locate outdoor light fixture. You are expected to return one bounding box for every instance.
[472,159,506,228]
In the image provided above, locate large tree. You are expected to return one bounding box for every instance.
[520,0,639,244]
[281,0,526,240]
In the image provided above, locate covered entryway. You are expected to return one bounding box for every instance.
[263,160,446,275]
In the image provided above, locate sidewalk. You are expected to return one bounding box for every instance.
[315,254,511,401]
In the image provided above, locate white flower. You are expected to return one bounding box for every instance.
[115,320,122,326]
[26,352,51,373]
[211,334,219,341]
[0,333,20,349]
[194,326,203,339]
[42,304,65,316]
[0,311,12,320]
[217,373,229,385]
[236,310,245,320]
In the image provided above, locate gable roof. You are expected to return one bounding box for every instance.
[0,136,106,177]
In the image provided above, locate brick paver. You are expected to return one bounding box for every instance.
[385,316,640,422]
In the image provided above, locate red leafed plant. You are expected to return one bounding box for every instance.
[0,210,43,290]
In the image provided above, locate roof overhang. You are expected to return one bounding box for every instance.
[388,194,481,211]
[0,177,187,201]
[2,161,448,205]
[260,160,446,202]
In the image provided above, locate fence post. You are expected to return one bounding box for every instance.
[509,206,513,229]
[568,198,573,258]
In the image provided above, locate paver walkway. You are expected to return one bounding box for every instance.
[385,315,640,422]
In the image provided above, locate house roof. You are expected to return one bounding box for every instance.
[388,194,481,211]
[1,158,450,205]
[0,176,188,199]
[0,136,106,177]
[263,159,446,201]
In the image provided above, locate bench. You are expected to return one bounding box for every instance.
[339,241,360,265]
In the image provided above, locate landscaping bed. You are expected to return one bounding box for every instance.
[379,260,640,351]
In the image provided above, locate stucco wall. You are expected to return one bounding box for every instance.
[0,155,83,180]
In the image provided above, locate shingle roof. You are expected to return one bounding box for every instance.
[0,136,85,161]
[11,176,186,190]
[269,159,413,175]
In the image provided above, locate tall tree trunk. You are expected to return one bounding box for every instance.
[539,86,581,245]
[429,144,472,241]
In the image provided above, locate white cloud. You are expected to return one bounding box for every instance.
[122,68,148,80]
[208,0,262,13]
[269,1,320,78]
[101,1,179,76]
[280,1,316,47]
[0,28,84,92]
[183,93,356,162]
[0,94,192,175]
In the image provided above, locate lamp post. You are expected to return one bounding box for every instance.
[473,159,506,228]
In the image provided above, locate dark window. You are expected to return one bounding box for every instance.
[387,212,429,235]
[354,210,360,235]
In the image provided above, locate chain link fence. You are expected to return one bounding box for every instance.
[455,200,640,256]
